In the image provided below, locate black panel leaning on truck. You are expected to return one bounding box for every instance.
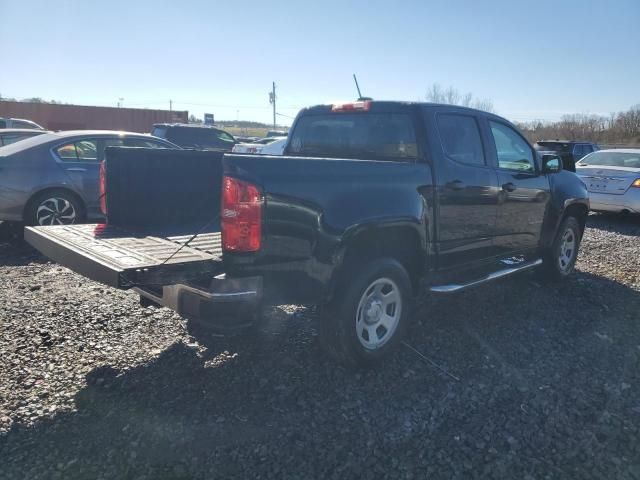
[25,100,589,367]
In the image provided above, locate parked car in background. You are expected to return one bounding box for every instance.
[266,130,288,137]
[0,128,48,146]
[232,142,262,154]
[253,137,282,145]
[0,131,178,226]
[151,124,237,150]
[534,140,599,172]
[234,136,260,143]
[259,137,287,155]
[231,136,287,154]
[0,118,45,130]
[576,148,640,215]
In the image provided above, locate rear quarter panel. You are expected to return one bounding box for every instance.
[540,170,589,247]
[223,154,434,303]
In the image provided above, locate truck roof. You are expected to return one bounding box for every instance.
[300,100,505,118]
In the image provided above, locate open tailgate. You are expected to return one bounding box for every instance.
[25,224,224,289]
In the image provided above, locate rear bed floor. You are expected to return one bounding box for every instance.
[25,224,223,289]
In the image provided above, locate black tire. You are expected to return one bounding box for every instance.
[540,216,582,281]
[319,258,412,368]
[25,190,84,226]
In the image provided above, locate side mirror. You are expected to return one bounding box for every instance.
[542,154,562,173]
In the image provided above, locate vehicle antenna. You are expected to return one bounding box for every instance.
[353,74,363,100]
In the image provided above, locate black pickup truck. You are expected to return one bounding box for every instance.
[25,101,589,366]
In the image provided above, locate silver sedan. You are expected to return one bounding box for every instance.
[576,149,640,215]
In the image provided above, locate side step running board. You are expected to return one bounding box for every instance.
[429,259,542,294]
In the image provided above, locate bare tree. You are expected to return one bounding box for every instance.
[425,83,494,113]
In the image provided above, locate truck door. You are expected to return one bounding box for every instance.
[485,120,551,255]
[426,108,500,268]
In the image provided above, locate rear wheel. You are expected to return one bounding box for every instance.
[26,190,83,226]
[319,258,412,367]
[540,216,582,280]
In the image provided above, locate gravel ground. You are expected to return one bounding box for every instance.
[1,215,639,479]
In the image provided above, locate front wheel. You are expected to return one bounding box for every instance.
[319,258,412,367]
[540,216,582,280]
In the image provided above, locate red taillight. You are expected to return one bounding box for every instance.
[99,161,107,215]
[221,176,262,252]
[331,100,372,112]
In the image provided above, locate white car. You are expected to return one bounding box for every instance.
[259,137,287,155]
[576,149,640,215]
[0,117,44,130]
[231,136,287,155]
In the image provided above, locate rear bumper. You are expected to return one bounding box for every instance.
[135,274,263,325]
[589,190,640,214]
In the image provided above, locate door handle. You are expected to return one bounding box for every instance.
[66,168,87,172]
[502,182,516,192]
[445,180,465,191]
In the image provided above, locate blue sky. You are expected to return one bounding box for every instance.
[1,0,639,125]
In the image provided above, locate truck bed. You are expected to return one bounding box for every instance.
[25,224,223,289]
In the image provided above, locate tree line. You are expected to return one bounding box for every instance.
[515,105,640,145]
[425,84,639,146]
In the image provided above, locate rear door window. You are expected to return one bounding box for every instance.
[288,113,418,161]
[436,114,485,165]
[55,139,99,162]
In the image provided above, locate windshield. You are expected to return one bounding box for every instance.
[288,113,418,160]
[578,151,640,168]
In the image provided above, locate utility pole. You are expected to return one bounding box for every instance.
[268,82,276,129]
[169,99,172,112]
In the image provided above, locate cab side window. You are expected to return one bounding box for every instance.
[437,114,485,166]
[489,121,535,173]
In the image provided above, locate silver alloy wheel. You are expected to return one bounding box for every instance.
[36,197,77,225]
[355,277,402,350]
[558,227,576,272]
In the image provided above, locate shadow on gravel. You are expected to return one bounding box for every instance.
[587,213,640,235]
[2,272,640,479]
[0,221,50,266]
[0,240,48,267]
